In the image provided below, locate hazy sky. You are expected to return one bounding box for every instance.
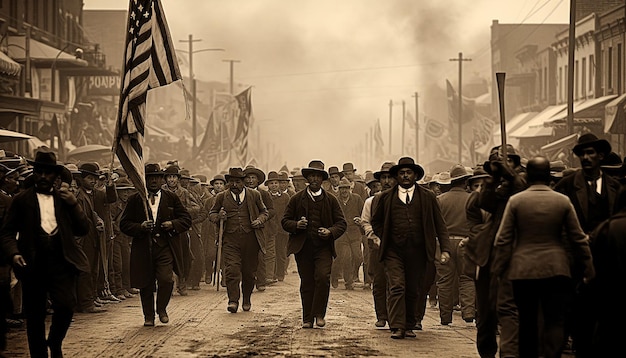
[84,0,570,171]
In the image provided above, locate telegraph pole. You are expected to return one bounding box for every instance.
[566,0,575,137]
[413,92,419,162]
[388,100,393,155]
[401,100,406,156]
[450,52,471,163]
[223,59,241,94]
[179,34,202,153]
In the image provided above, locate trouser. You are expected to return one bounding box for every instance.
[0,266,11,351]
[109,235,124,295]
[139,244,175,319]
[223,231,260,304]
[77,236,98,309]
[295,238,333,324]
[384,244,426,331]
[332,236,355,287]
[457,241,476,320]
[416,261,436,323]
[203,232,217,282]
[96,233,111,296]
[361,235,371,284]
[120,236,132,291]
[274,231,289,280]
[368,247,387,321]
[436,237,475,323]
[265,232,276,281]
[187,229,204,287]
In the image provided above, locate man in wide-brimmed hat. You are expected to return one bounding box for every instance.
[209,168,269,313]
[281,160,347,329]
[435,164,475,326]
[323,166,344,197]
[278,170,295,197]
[342,162,368,200]
[371,156,451,339]
[120,163,192,327]
[0,147,90,357]
[554,133,622,355]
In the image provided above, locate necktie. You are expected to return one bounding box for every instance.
[405,192,410,204]
[236,193,241,205]
[150,193,156,205]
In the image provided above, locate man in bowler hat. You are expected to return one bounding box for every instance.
[0,147,90,358]
[371,157,451,339]
[120,163,192,327]
[281,160,347,328]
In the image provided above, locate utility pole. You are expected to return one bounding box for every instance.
[179,34,202,153]
[566,0,575,137]
[223,59,241,94]
[388,100,393,156]
[450,52,471,163]
[401,100,406,156]
[413,92,419,162]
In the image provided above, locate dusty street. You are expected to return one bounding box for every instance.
[7,271,482,357]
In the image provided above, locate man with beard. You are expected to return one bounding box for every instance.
[281,160,347,328]
[371,157,451,339]
[209,168,269,313]
[0,147,90,358]
[120,163,192,326]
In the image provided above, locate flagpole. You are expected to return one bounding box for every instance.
[388,100,393,156]
[413,92,419,162]
[496,72,508,165]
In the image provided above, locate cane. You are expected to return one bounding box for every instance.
[215,216,224,291]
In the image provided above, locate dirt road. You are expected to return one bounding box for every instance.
[7,272,481,357]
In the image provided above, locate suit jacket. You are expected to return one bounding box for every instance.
[371,185,451,262]
[281,189,347,257]
[554,169,621,233]
[120,190,192,288]
[0,187,90,273]
[493,185,593,280]
[208,188,269,253]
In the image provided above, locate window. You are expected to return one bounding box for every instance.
[618,44,622,94]
[582,58,586,99]
[608,47,613,90]
[575,60,579,100]
[559,67,563,103]
[589,54,594,92]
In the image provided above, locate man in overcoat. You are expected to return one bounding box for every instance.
[371,157,451,339]
[281,160,347,328]
[120,163,192,327]
[0,147,90,358]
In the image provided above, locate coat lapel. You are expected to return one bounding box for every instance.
[574,171,588,222]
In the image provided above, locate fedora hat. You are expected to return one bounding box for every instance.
[302,160,329,180]
[145,163,163,176]
[364,171,379,186]
[244,165,266,184]
[115,177,135,190]
[265,171,281,185]
[78,162,101,177]
[278,171,291,182]
[342,162,357,173]
[291,168,305,179]
[210,174,226,185]
[389,157,425,181]
[373,161,395,180]
[179,169,192,180]
[468,165,489,182]
[328,166,344,178]
[338,177,352,188]
[449,164,472,183]
[27,147,62,172]
[573,133,611,157]
[163,164,181,177]
[225,167,246,181]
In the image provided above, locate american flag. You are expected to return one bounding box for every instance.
[113,0,182,201]
[374,118,384,157]
[233,87,252,165]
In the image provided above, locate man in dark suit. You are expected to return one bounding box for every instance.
[120,163,192,327]
[371,157,451,339]
[554,133,621,357]
[281,160,347,329]
[0,147,90,358]
[209,167,269,313]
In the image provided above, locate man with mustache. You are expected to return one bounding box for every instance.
[554,133,621,357]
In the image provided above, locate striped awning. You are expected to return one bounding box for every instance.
[0,51,21,77]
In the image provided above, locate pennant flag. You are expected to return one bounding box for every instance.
[446,79,475,124]
[374,118,384,157]
[113,0,182,202]
[233,87,252,165]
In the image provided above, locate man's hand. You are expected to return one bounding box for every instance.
[296,217,308,230]
[96,218,105,232]
[251,219,262,228]
[141,220,155,231]
[218,208,227,221]
[57,184,78,206]
[317,227,331,239]
[440,251,451,264]
[367,236,381,249]
[161,221,173,231]
[353,217,363,226]
[12,254,27,268]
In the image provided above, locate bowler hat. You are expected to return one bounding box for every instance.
[302,160,329,180]
[374,161,395,180]
[145,163,163,176]
[78,162,100,177]
[210,174,226,185]
[225,167,246,181]
[244,165,266,184]
[328,166,344,178]
[342,162,357,173]
[163,164,181,177]
[389,157,425,181]
[27,147,62,172]
[572,133,611,157]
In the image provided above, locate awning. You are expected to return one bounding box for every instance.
[540,133,579,161]
[7,36,88,67]
[546,95,618,125]
[0,51,21,77]
[514,125,554,138]
[510,105,566,138]
[494,111,538,136]
[604,93,626,134]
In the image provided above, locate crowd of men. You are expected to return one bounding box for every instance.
[1,131,625,357]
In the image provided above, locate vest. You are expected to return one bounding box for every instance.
[390,194,422,248]
[306,193,325,245]
[223,193,253,234]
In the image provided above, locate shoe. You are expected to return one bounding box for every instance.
[441,321,451,326]
[277,277,284,282]
[405,329,416,338]
[79,306,107,314]
[315,316,326,327]
[345,284,354,290]
[464,317,475,323]
[375,319,386,328]
[6,318,24,328]
[158,311,169,323]
[414,322,423,330]
[177,288,188,296]
[265,279,278,286]
[190,286,201,291]
[242,302,251,312]
[100,294,121,303]
[390,329,405,339]
[331,280,338,289]
[115,294,126,301]
[124,291,136,299]
[363,283,371,290]
[302,321,313,329]
[94,297,105,305]
[128,288,140,294]
[93,300,103,308]
[453,304,461,311]
[227,302,238,313]
[256,285,266,292]
[429,301,438,309]
[204,276,212,284]
[143,318,155,327]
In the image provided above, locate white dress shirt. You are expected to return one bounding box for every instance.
[148,190,161,219]
[398,185,416,204]
[37,192,57,234]
[231,188,246,203]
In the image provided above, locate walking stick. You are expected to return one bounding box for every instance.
[215,216,224,291]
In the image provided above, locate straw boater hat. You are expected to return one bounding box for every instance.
[244,165,266,184]
[210,174,226,185]
[389,157,425,181]
[301,160,329,180]
[27,147,63,173]
[572,133,611,157]
[373,161,395,180]
[225,167,246,181]
[327,166,344,178]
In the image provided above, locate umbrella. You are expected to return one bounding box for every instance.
[0,128,33,143]
[66,144,112,162]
